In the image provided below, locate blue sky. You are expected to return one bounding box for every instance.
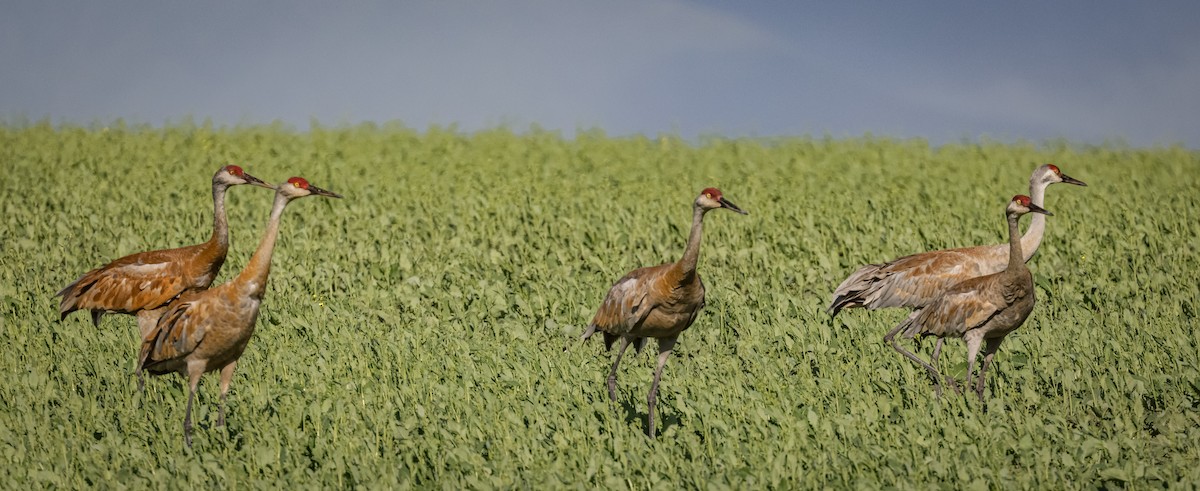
[3,1,1198,147]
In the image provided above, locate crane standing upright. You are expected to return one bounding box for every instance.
[138,177,341,447]
[57,165,273,338]
[828,164,1084,373]
[829,164,1084,317]
[886,195,1051,401]
[578,187,747,438]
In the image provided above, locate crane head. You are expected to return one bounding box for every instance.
[696,187,748,215]
[1039,164,1086,187]
[215,165,273,189]
[279,176,343,199]
[1008,194,1052,217]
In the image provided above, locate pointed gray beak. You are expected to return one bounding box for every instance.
[1027,203,1053,216]
[1060,174,1086,186]
[308,184,342,199]
[719,197,748,215]
[242,172,274,189]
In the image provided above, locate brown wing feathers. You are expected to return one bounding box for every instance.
[899,277,1005,338]
[139,302,204,373]
[585,266,666,352]
[57,242,219,323]
[829,246,992,315]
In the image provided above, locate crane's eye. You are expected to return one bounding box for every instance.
[705,193,712,199]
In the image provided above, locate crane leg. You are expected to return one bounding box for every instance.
[932,338,943,371]
[217,361,237,427]
[963,334,984,401]
[884,325,944,396]
[975,338,1004,404]
[646,337,677,439]
[183,368,203,448]
[607,338,631,402]
[930,339,960,393]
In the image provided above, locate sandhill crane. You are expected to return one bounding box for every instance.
[828,164,1082,372]
[885,195,1050,402]
[828,164,1083,317]
[578,187,747,438]
[56,165,273,338]
[137,177,341,447]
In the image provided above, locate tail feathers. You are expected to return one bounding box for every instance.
[57,307,106,326]
[572,324,640,354]
[827,287,872,317]
[56,273,91,298]
[828,263,887,317]
[826,295,860,317]
[576,323,617,350]
[56,283,78,321]
[579,324,597,342]
[55,275,95,321]
[565,324,598,353]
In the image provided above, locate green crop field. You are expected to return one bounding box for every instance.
[1,122,1198,488]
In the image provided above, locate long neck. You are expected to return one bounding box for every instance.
[676,205,707,279]
[210,183,229,248]
[1007,212,1025,271]
[1018,178,1047,261]
[236,192,290,298]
